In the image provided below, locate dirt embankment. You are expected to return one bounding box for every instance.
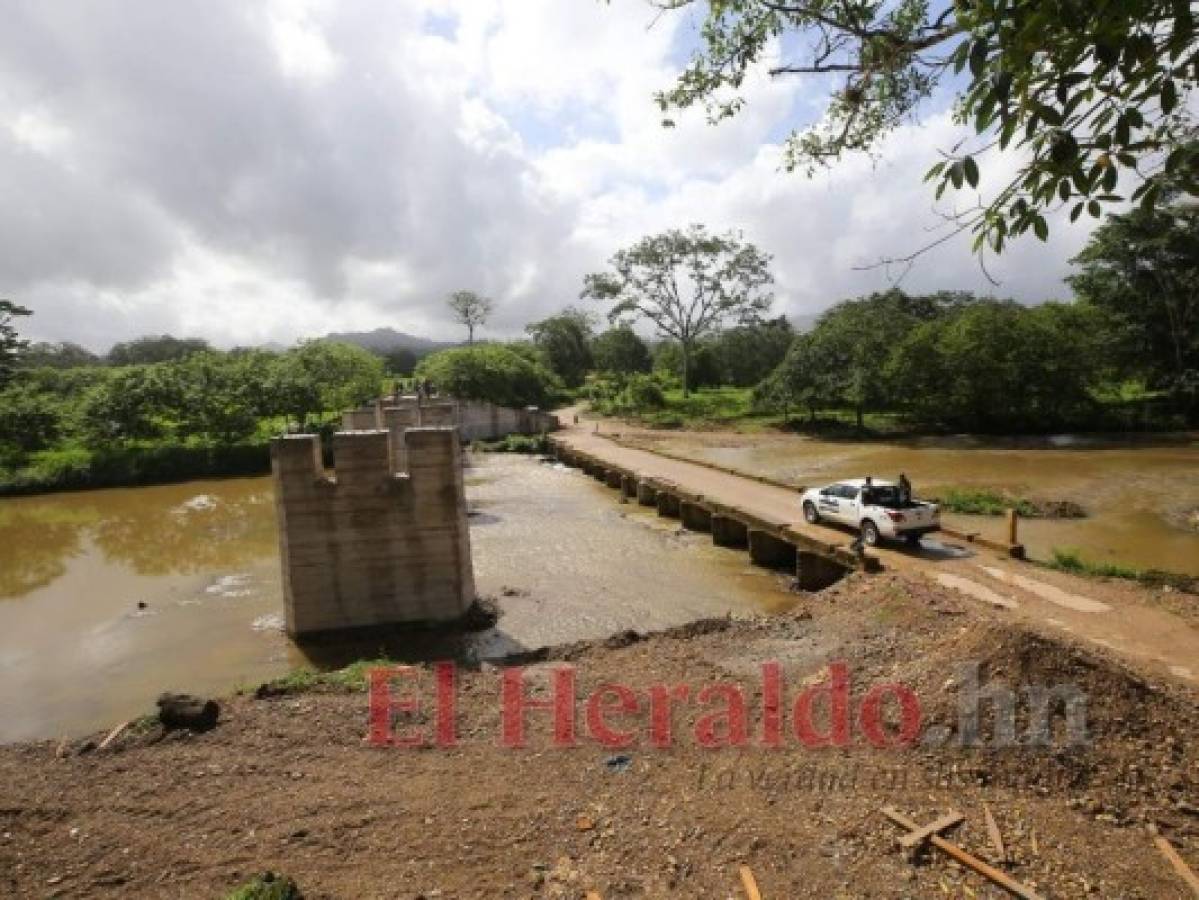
[2,573,1197,899]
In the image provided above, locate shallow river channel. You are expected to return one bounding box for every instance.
[0,455,793,743]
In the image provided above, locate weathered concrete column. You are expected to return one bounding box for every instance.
[271,428,474,638]
[656,491,681,518]
[605,469,623,490]
[711,514,748,548]
[680,501,712,532]
[748,529,797,569]
[621,474,638,500]
[795,551,849,591]
[636,481,658,506]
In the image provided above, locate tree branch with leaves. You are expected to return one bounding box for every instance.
[649,0,1198,264]
[0,300,32,388]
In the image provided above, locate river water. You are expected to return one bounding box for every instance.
[622,432,1199,575]
[0,455,793,743]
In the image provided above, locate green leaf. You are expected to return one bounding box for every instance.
[969,39,988,77]
[1161,79,1178,114]
[1070,202,1084,223]
[963,156,980,188]
[1088,200,1101,218]
[1033,216,1049,241]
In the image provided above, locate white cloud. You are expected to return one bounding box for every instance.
[0,0,1102,351]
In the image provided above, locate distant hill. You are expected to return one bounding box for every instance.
[321,327,455,354]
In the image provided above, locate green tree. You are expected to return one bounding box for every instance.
[753,333,839,422]
[292,340,385,415]
[447,290,493,344]
[81,365,176,444]
[1069,188,1199,414]
[169,352,262,445]
[886,300,1104,430]
[526,307,595,388]
[804,289,941,428]
[582,225,773,396]
[20,341,101,369]
[107,335,209,365]
[711,316,794,386]
[650,0,1198,255]
[415,344,562,408]
[0,300,32,387]
[0,382,63,455]
[591,326,653,375]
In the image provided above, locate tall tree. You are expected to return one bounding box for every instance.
[1068,188,1199,408]
[649,1,1198,257]
[526,307,595,388]
[582,225,773,395]
[447,290,493,345]
[0,300,32,387]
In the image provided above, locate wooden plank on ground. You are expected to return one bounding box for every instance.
[739,864,762,900]
[1154,836,1199,897]
[898,810,964,850]
[880,807,1045,900]
[97,721,129,752]
[984,803,1008,863]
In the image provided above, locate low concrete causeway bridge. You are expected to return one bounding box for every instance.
[549,435,875,591]
[548,423,1199,688]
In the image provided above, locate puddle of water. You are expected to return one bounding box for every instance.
[633,433,1199,574]
[0,455,796,742]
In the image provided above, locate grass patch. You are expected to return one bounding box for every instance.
[0,441,272,496]
[1046,548,1198,593]
[226,872,302,900]
[1048,547,1142,579]
[936,488,1040,517]
[253,657,395,696]
[470,433,548,454]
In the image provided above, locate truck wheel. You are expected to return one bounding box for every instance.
[803,501,820,524]
[860,520,880,547]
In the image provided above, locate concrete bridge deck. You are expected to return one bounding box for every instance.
[548,417,1199,689]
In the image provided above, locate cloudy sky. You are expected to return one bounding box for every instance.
[1,0,1101,351]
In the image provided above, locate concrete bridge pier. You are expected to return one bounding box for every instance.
[657,492,681,518]
[680,501,712,532]
[605,469,624,490]
[748,529,797,570]
[621,474,638,500]
[711,514,748,548]
[795,551,849,591]
[636,481,658,506]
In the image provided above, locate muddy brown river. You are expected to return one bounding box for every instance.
[0,456,793,743]
[625,432,1199,576]
[3,435,1195,742]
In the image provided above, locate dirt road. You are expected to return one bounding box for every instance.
[554,414,1199,688]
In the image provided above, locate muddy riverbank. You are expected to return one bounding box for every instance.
[2,571,1195,898]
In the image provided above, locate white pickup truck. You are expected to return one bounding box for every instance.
[800,478,940,547]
